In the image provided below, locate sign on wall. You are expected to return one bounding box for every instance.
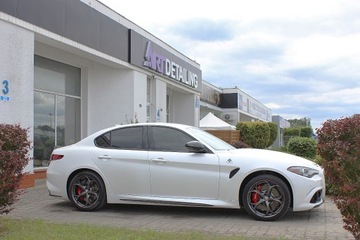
[1,79,10,102]
[129,30,202,92]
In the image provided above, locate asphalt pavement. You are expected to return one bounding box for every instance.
[5,179,355,240]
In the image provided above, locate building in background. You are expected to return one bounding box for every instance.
[271,115,291,148]
[200,81,272,126]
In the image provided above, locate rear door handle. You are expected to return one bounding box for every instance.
[98,155,111,161]
[151,158,167,163]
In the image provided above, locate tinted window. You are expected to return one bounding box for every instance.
[95,132,111,147]
[95,127,144,150]
[151,127,194,152]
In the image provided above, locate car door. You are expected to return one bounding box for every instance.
[92,126,150,196]
[148,126,220,200]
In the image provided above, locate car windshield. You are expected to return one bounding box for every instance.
[187,127,235,151]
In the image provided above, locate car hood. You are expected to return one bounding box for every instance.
[226,148,321,170]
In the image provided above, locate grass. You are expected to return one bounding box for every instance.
[0,217,279,240]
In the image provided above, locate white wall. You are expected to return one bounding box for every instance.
[154,79,167,122]
[0,20,34,172]
[87,66,147,134]
[171,91,198,126]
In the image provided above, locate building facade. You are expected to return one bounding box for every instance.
[1,0,285,187]
[0,0,202,177]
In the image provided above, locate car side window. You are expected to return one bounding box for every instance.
[150,126,195,152]
[95,132,111,147]
[95,127,144,150]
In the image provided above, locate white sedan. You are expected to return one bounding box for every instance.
[46,123,325,221]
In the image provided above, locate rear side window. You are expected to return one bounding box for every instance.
[95,127,144,150]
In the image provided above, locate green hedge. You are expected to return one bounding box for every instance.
[283,126,313,145]
[287,136,316,159]
[236,122,276,149]
[267,122,278,148]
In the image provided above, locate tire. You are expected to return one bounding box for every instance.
[68,171,107,211]
[242,174,291,221]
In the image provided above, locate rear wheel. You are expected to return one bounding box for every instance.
[242,174,291,221]
[68,171,107,211]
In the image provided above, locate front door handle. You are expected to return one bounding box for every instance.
[151,158,167,163]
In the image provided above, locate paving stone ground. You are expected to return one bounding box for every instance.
[5,180,355,240]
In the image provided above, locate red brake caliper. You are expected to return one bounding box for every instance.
[251,184,262,203]
[76,186,84,201]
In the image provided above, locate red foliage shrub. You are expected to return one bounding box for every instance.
[316,114,360,239]
[0,124,31,214]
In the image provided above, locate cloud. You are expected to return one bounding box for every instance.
[99,0,360,130]
[170,19,235,42]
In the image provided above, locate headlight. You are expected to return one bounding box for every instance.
[287,166,319,178]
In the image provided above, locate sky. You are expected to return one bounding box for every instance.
[99,0,360,131]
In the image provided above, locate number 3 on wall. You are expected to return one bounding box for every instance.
[2,80,9,95]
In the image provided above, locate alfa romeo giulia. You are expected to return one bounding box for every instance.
[46,123,325,221]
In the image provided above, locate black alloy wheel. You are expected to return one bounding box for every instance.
[68,171,107,211]
[242,174,291,221]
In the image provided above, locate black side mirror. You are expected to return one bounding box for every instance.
[185,141,208,153]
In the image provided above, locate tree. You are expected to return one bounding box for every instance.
[288,117,311,128]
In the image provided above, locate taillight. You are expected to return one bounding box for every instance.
[50,154,64,161]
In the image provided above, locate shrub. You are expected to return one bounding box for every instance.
[0,124,31,214]
[300,126,313,138]
[231,140,250,149]
[317,114,360,239]
[267,122,278,148]
[287,136,316,159]
[283,127,300,146]
[283,127,300,137]
[236,122,270,149]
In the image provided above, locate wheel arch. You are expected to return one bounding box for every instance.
[66,168,106,200]
[239,170,293,208]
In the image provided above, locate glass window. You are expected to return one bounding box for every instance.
[34,56,81,167]
[151,127,194,152]
[104,127,144,150]
[95,132,111,148]
[34,92,55,167]
[34,55,80,96]
[56,96,81,146]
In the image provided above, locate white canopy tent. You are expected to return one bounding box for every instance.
[200,112,236,130]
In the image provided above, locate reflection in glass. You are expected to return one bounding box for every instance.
[34,92,55,167]
[57,96,81,147]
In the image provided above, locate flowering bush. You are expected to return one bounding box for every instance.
[0,124,30,214]
[317,114,360,239]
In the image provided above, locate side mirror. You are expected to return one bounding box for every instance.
[185,141,208,153]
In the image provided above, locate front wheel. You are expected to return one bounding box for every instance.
[68,171,107,211]
[242,174,291,221]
